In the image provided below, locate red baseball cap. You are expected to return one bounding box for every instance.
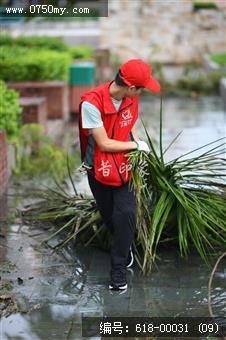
[119,59,160,93]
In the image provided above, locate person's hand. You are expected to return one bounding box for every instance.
[135,140,150,152]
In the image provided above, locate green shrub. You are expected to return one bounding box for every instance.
[0,35,94,60]
[211,53,226,66]
[0,46,72,81]
[41,16,98,21]
[14,124,79,181]
[0,36,94,81]
[0,35,13,46]
[17,35,68,51]
[0,35,68,51]
[176,71,223,94]
[0,80,22,136]
[193,2,218,10]
[69,46,93,60]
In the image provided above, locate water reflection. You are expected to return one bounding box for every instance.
[1,246,225,339]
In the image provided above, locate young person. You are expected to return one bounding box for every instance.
[79,59,160,290]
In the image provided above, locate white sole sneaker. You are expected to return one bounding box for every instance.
[109,283,128,290]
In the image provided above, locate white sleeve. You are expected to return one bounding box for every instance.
[81,101,103,129]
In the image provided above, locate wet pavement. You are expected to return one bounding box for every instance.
[0,218,225,339]
[0,95,225,339]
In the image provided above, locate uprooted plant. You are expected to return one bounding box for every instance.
[128,98,226,273]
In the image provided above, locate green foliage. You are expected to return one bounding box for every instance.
[0,46,72,81]
[128,98,226,273]
[144,62,223,96]
[0,34,13,46]
[0,34,68,51]
[211,53,226,66]
[176,70,223,94]
[193,2,218,10]
[68,46,93,60]
[41,16,98,21]
[21,187,106,253]
[15,35,68,51]
[0,35,94,59]
[0,35,94,81]
[14,124,79,181]
[0,80,22,137]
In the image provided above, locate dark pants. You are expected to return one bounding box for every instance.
[88,174,136,271]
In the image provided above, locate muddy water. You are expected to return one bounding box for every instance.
[0,96,225,339]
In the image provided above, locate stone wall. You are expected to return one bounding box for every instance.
[0,130,9,197]
[100,0,226,64]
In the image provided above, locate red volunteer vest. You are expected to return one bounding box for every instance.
[79,81,139,186]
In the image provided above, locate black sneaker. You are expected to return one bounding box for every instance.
[126,246,134,268]
[109,268,127,291]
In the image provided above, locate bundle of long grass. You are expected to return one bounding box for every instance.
[128,99,226,273]
[21,99,226,274]
[21,184,105,249]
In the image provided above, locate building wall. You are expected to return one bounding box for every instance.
[100,0,226,64]
[0,130,9,197]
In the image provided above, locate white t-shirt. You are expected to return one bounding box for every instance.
[81,98,122,130]
[81,98,123,166]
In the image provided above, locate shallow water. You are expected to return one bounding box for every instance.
[0,95,225,339]
[139,95,225,161]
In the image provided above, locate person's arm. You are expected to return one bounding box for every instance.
[81,102,148,152]
[81,101,137,152]
[131,124,140,142]
[91,126,137,153]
